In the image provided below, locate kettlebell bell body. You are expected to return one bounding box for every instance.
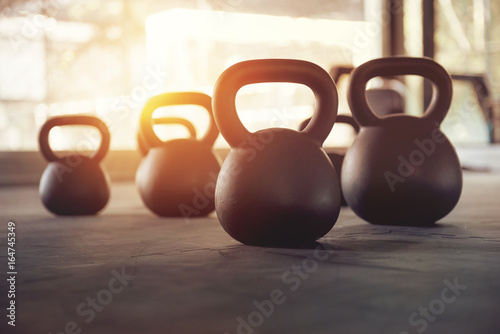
[213,59,341,247]
[342,57,462,226]
[299,114,359,206]
[136,92,221,217]
[39,116,111,215]
[137,117,197,156]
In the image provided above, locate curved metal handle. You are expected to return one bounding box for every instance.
[137,117,197,156]
[212,59,338,147]
[348,57,452,126]
[39,115,110,163]
[151,117,197,139]
[298,114,359,133]
[329,65,354,83]
[140,92,218,149]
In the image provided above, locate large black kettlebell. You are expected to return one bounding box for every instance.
[342,57,462,226]
[39,115,110,215]
[213,59,341,247]
[137,117,197,156]
[299,114,359,206]
[136,92,221,217]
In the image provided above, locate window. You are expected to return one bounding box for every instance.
[404,0,498,144]
[0,0,376,152]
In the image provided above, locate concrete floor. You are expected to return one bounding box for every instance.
[0,171,499,334]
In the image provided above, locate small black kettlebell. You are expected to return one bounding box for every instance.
[329,64,405,117]
[39,115,111,215]
[136,92,221,217]
[342,57,462,226]
[213,59,341,247]
[137,117,197,156]
[299,114,359,206]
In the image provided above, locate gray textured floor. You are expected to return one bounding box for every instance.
[0,171,499,334]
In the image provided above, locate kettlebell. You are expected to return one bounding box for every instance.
[342,57,462,226]
[136,92,221,217]
[137,117,197,156]
[39,115,111,215]
[213,59,341,247]
[298,114,359,206]
[330,65,405,117]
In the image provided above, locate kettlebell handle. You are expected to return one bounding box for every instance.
[151,117,197,138]
[348,57,452,126]
[299,114,359,133]
[39,115,110,163]
[213,59,338,147]
[140,92,218,148]
[137,117,198,156]
[336,114,360,132]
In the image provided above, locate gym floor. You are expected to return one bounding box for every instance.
[1,153,499,334]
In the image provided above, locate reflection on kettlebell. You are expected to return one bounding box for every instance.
[136,92,221,217]
[137,117,197,156]
[39,115,111,215]
[213,59,341,247]
[298,114,359,206]
[342,57,462,226]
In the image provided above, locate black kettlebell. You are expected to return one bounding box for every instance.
[329,64,406,117]
[298,114,359,206]
[342,57,462,226]
[137,117,197,156]
[39,115,110,215]
[136,92,221,217]
[213,59,341,247]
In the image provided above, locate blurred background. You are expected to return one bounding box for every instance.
[0,0,499,182]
